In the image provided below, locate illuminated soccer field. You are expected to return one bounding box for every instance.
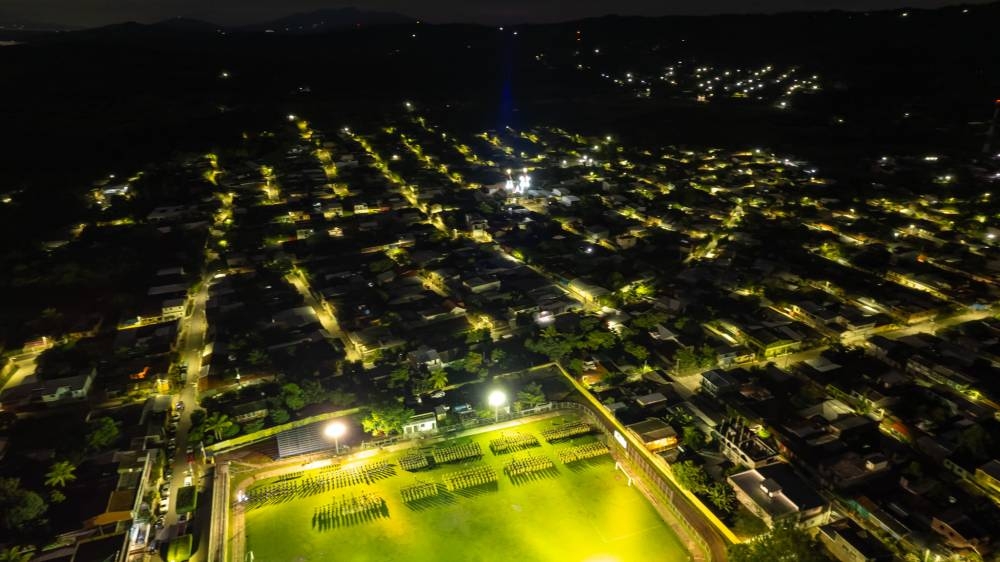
[239,414,690,562]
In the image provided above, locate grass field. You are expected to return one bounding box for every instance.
[240,414,690,562]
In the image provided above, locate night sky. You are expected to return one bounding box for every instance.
[1,0,992,28]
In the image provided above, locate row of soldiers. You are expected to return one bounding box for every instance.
[558,442,610,464]
[444,465,498,491]
[432,442,482,464]
[504,455,554,476]
[541,422,593,443]
[489,431,540,455]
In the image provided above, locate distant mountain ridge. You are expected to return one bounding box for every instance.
[240,7,415,32]
[4,6,413,38]
[0,19,79,32]
[12,1,1000,39]
[151,17,224,32]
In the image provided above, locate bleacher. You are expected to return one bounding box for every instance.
[276,423,331,458]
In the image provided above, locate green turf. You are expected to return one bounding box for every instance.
[241,414,691,562]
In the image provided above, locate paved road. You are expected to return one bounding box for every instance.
[155,277,210,554]
[669,307,992,399]
[288,272,359,361]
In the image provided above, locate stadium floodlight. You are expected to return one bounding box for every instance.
[488,390,507,422]
[324,421,347,454]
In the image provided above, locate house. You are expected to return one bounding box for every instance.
[40,369,97,404]
[792,301,839,326]
[716,344,754,367]
[906,355,976,391]
[147,283,188,297]
[745,326,801,358]
[230,401,269,423]
[402,412,438,436]
[729,462,828,528]
[584,224,610,242]
[634,392,668,410]
[818,520,892,562]
[930,510,991,554]
[615,234,638,249]
[147,205,189,221]
[715,418,778,469]
[463,275,501,294]
[408,346,443,369]
[156,266,185,277]
[567,278,610,304]
[351,326,406,357]
[975,460,1000,499]
[466,214,489,234]
[819,452,890,489]
[161,298,186,319]
[626,418,678,452]
[701,369,740,397]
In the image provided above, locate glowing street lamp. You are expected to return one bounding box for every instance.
[488,390,507,423]
[325,421,347,454]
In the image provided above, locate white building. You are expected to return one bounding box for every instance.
[402,412,438,436]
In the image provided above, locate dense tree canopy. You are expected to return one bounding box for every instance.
[0,478,47,533]
[728,522,829,562]
[85,416,120,452]
[362,405,414,436]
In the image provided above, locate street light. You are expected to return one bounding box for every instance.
[324,421,347,454]
[488,390,507,423]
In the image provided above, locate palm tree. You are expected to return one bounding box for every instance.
[0,546,35,562]
[203,412,234,441]
[427,369,449,391]
[44,460,77,488]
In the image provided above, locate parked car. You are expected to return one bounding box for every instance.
[431,390,446,399]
